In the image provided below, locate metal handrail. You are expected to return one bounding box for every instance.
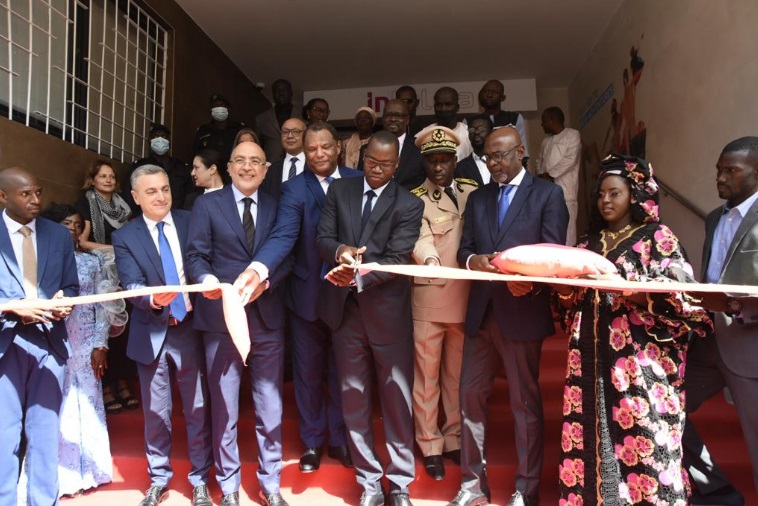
[656,176,708,221]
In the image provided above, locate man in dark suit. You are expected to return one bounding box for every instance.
[315,131,424,506]
[0,167,78,505]
[448,127,568,506]
[112,165,213,506]
[242,121,359,473]
[256,79,303,163]
[186,141,291,506]
[260,117,307,196]
[684,136,758,506]
[382,99,425,190]
[455,115,493,186]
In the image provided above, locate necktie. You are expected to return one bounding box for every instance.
[361,190,376,233]
[323,176,334,194]
[156,222,187,321]
[19,226,37,298]
[444,186,459,209]
[288,157,298,180]
[498,185,514,229]
[242,197,256,251]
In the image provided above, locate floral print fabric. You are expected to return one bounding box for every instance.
[558,223,711,506]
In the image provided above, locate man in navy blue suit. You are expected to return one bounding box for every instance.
[447,127,568,506]
[0,167,78,505]
[112,165,213,506]
[243,121,359,473]
[186,141,291,506]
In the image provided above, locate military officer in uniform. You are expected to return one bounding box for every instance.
[410,126,477,481]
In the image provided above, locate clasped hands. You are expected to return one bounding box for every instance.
[469,253,533,297]
[326,245,367,287]
[9,290,73,325]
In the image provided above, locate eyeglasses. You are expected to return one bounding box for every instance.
[481,144,522,164]
[231,158,265,168]
[281,128,304,138]
[383,112,408,120]
[364,156,397,171]
[468,126,490,134]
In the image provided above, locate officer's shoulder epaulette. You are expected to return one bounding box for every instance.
[455,178,478,187]
[410,186,428,197]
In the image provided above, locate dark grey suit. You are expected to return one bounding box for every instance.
[683,197,758,494]
[316,177,423,495]
[456,171,568,499]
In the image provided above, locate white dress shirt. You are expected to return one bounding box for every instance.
[282,152,305,183]
[706,190,758,283]
[362,178,390,210]
[142,212,192,311]
[397,133,406,156]
[473,152,491,184]
[316,168,342,194]
[2,210,37,283]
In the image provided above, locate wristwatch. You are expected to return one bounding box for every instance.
[726,297,743,317]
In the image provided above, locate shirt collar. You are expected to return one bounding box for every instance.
[284,152,303,164]
[363,178,390,198]
[142,211,173,231]
[499,168,526,187]
[729,190,758,217]
[231,184,259,204]
[2,209,36,234]
[316,168,341,183]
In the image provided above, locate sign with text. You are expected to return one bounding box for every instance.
[304,79,537,121]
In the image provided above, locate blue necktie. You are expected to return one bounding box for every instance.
[361,190,376,233]
[157,221,187,321]
[498,185,514,230]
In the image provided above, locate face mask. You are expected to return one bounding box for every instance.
[150,137,170,156]
[211,107,229,122]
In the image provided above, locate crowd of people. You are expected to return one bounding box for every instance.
[0,78,756,506]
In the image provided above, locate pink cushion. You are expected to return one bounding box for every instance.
[491,243,619,277]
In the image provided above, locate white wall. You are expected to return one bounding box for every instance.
[567,0,758,275]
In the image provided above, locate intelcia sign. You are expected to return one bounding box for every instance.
[304,79,537,121]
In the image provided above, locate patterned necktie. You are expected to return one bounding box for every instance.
[156,221,187,321]
[288,157,298,180]
[361,190,376,233]
[19,226,37,298]
[242,197,256,251]
[444,186,458,209]
[498,184,514,230]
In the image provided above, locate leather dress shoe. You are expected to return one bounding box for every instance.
[220,492,239,506]
[358,491,385,506]
[138,486,168,506]
[506,491,539,506]
[424,455,445,480]
[442,449,461,465]
[447,489,488,506]
[299,447,323,472]
[327,444,353,468]
[690,485,745,506]
[258,491,289,506]
[388,493,413,506]
[192,485,212,506]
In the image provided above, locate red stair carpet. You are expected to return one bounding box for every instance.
[64,331,756,505]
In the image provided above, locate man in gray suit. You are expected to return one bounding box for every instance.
[684,136,758,506]
[256,79,302,163]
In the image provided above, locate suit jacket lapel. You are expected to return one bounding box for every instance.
[0,219,23,290]
[484,184,499,244]
[134,218,165,283]
[700,209,721,281]
[496,172,534,244]
[174,212,190,260]
[35,220,50,282]
[359,182,396,245]
[253,192,273,253]
[722,199,758,274]
[304,170,325,208]
[218,186,249,252]
[350,179,363,245]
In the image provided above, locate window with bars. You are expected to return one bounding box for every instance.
[0,0,168,163]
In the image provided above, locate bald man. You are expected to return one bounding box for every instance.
[449,127,568,506]
[0,168,78,504]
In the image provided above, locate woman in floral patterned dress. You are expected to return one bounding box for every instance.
[553,156,712,506]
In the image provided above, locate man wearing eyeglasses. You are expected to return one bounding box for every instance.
[261,117,307,196]
[449,126,568,506]
[455,115,494,187]
[316,131,424,506]
[382,99,426,190]
[186,141,292,506]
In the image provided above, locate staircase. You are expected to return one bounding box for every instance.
[64,331,756,505]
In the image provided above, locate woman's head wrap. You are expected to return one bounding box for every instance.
[595,154,660,224]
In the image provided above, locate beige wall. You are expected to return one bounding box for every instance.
[1,0,267,208]
[567,0,758,275]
